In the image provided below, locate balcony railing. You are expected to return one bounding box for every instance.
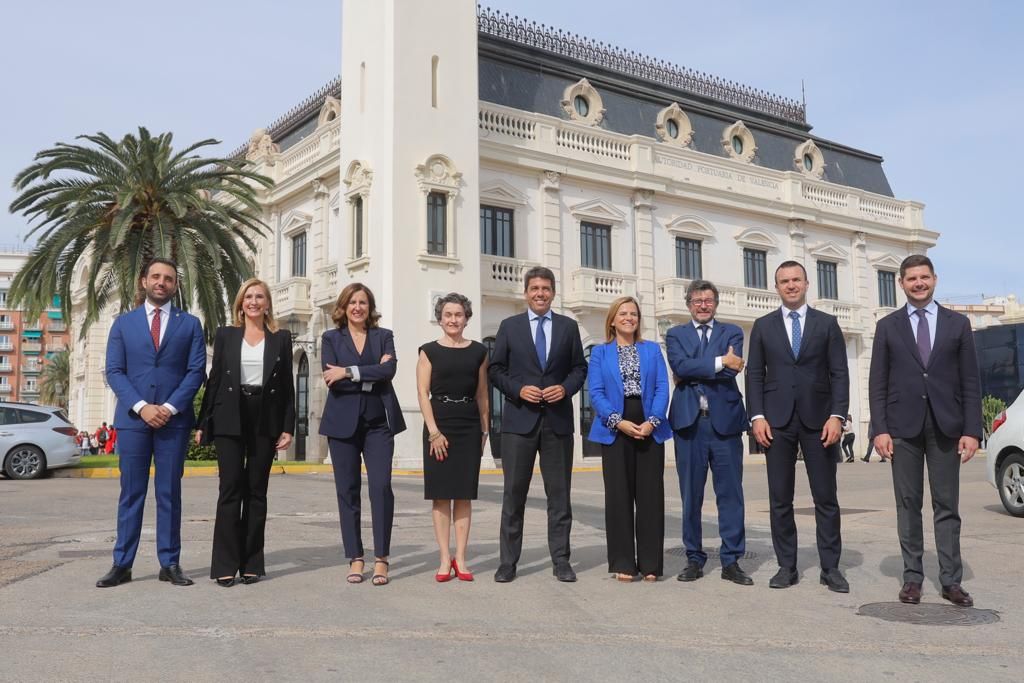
[563,268,638,311]
[20,386,39,394]
[271,278,314,319]
[313,264,339,307]
[0,364,11,373]
[21,342,42,353]
[656,278,781,323]
[0,322,13,331]
[48,344,68,353]
[23,324,41,332]
[0,385,12,393]
[480,255,540,298]
[48,321,67,332]
[0,343,12,352]
[22,365,41,374]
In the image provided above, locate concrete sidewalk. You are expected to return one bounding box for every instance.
[0,460,1019,681]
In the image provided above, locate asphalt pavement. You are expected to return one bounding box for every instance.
[0,457,1020,681]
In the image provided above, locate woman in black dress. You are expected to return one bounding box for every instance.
[416,293,489,582]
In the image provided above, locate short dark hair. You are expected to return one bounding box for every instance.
[141,257,179,279]
[523,266,556,292]
[433,292,473,321]
[685,279,720,304]
[899,254,934,278]
[774,260,807,283]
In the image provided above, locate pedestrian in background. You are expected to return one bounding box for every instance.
[416,293,489,582]
[587,296,670,582]
[841,415,856,463]
[196,278,295,587]
[320,283,406,586]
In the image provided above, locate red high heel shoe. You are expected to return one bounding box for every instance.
[452,558,474,582]
[435,560,455,583]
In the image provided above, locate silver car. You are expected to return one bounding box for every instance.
[986,390,1024,517]
[0,402,81,480]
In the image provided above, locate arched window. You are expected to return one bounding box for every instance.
[294,352,309,461]
[579,345,601,457]
[483,337,503,460]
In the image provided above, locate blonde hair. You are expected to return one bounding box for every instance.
[604,296,643,343]
[232,278,278,332]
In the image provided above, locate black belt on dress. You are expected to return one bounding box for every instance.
[698,408,710,417]
[433,395,474,403]
[240,384,262,396]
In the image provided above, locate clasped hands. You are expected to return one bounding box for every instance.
[140,403,172,429]
[616,419,655,440]
[323,354,392,386]
[519,384,565,404]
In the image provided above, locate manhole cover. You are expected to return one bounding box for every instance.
[666,546,757,560]
[857,602,1000,626]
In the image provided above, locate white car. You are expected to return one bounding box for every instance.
[986,391,1024,517]
[0,402,81,480]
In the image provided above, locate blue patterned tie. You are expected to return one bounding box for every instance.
[789,310,802,357]
[699,324,710,356]
[535,315,547,370]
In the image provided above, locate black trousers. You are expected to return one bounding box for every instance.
[602,397,664,576]
[498,414,574,568]
[841,433,856,460]
[765,412,842,570]
[210,391,277,578]
[891,411,963,586]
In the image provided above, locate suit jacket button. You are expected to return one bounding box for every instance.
[922,373,928,378]
[921,394,927,399]
[270,389,276,394]
[227,370,231,374]
[228,387,233,392]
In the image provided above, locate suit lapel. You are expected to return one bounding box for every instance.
[261,328,279,387]
[226,327,242,377]
[339,327,359,360]
[799,308,819,360]
[894,309,926,369]
[927,306,953,368]
[770,310,794,360]
[156,306,183,356]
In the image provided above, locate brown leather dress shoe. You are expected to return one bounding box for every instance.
[898,581,922,604]
[941,583,974,607]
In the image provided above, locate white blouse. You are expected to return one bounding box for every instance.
[240,338,264,386]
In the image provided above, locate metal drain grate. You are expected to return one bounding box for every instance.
[857,602,1000,626]
[665,546,757,560]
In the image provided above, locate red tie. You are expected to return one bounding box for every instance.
[150,308,161,351]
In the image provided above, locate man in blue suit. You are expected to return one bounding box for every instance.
[96,258,206,588]
[666,279,752,586]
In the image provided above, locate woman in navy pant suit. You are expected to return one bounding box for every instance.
[587,296,671,581]
[320,283,406,585]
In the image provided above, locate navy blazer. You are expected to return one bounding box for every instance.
[196,326,296,440]
[105,305,206,432]
[745,307,849,431]
[665,321,748,437]
[487,311,587,436]
[869,304,982,440]
[318,326,407,439]
[586,340,672,445]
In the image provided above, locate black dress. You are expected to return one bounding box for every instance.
[420,341,488,500]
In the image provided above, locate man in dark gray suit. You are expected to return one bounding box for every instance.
[869,254,981,607]
[488,267,587,583]
[746,260,850,593]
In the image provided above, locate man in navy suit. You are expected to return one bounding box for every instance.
[666,279,752,586]
[489,266,587,582]
[96,258,206,588]
[746,261,850,593]
[869,254,981,607]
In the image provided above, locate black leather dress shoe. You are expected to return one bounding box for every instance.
[721,562,754,586]
[820,568,849,593]
[158,564,195,586]
[769,567,799,589]
[240,575,260,585]
[96,564,132,588]
[676,561,704,582]
[494,565,517,583]
[553,564,577,582]
[941,583,974,607]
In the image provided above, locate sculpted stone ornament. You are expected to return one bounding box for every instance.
[541,170,561,191]
[246,128,279,161]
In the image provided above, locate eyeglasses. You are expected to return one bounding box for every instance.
[687,298,716,306]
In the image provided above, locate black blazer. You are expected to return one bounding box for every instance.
[869,304,982,440]
[318,326,407,439]
[488,311,587,436]
[197,326,296,440]
[746,307,849,431]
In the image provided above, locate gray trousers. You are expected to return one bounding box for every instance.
[891,412,963,586]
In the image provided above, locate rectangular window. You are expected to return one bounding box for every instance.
[580,221,612,271]
[480,205,515,258]
[817,261,839,300]
[743,248,767,289]
[0,291,6,306]
[878,270,897,308]
[675,237,702,280]
[291,232,307,278]
[427,191,447,255]
[352,195,364,258]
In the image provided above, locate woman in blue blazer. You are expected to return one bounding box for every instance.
[320,283,407,586]
[587,296,671,581]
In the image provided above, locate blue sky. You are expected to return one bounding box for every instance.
[1,1,1018,300]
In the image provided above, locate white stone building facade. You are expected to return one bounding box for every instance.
[68,1,937,466]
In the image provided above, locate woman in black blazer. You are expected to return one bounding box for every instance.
[196,278,295,586]
[320,282,406,586]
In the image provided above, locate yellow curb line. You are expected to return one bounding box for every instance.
[56,464,608,479]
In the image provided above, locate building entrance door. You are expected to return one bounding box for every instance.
[295,352,309,461]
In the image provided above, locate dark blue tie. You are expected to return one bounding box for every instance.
[699,324,710,356]
[789,310,802,357]
[535,316,547,370]
[915,309,931,366]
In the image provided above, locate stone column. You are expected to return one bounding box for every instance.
[788,219,806,262]
[539,171,563,306]
[633,189,657,340]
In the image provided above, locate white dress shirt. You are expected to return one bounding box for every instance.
[132,301,178,417]
[781,304,808,348]
[240,338,264,385]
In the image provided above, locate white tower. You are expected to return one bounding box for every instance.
[338,0,482,466]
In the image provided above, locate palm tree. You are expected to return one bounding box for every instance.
[8,127,273,342]
[39,349,70,410]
